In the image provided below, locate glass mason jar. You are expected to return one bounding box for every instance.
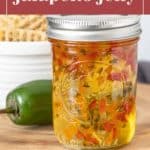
[47,15,141,150]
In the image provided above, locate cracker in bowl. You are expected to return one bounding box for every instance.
[0,15,48,41]
[0,28,47,41]
[0,15,47,31]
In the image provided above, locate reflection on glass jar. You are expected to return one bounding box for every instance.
[48,15,141,150]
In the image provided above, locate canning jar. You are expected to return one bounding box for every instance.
[47,15,141,150]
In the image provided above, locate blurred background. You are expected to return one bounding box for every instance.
[138,16,150,84]
[139,16,150,60]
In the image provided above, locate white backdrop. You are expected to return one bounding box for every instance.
[139,16,150,61]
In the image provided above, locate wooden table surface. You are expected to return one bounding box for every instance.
[0,84,150,150]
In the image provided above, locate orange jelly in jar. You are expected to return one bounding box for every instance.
[47,15,141,150]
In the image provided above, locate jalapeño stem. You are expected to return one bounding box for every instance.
[0,108,15,114]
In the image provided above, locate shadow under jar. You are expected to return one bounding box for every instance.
[47,15,141,150]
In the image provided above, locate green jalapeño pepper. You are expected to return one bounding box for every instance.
[0,80,52,126]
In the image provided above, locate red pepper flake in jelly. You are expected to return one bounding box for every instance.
[108,71,128,81]
[99,99,106,113]
[89,100,97,110]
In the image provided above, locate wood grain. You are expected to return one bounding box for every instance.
[0,84,150,150]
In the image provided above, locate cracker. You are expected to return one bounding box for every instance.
[0,15,47,31]
[0,28,47,41]
[0,15,48,41]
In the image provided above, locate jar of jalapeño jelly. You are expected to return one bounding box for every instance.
[47,15,141,150]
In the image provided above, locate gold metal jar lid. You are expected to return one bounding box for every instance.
[47,15,141,41]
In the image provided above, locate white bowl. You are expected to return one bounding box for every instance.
[0,55,51,65]
[0,63,51,72]
[0,71,52,82]
[0,89,9,108]
[0,42,52,108]
[0,42,51,55]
